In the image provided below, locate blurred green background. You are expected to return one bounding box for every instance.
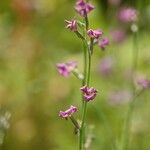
[0,0,150,150]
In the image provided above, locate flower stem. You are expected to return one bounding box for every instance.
[70,116,80,130]
[87,50,91,87]
[82,40,88,86]
[79,13,92,150]
[72,70,84,80]
[79,44,92,150]
[80,43,93,150]
[80,100,88,150]
[85,14,89,31]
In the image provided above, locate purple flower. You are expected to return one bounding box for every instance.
[98,38,109,50]
[65,19,77,32]
[59,105,78,119]
[75,0,94,17]
[80,85,97,102]
[56,61,77,77]
[87,29,103,39]
[118,7,138,23]
[98,56,114,76]
[137,78,150,89]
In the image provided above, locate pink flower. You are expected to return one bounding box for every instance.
[98,38,109,50]
[65,19,77,32]
[56,61,77,77]
[87,29,103,39]
[59,105,78,119]
[118,7,138,23]
[75,0,94,17]
[80,85,97,102]
[137,78,150,89]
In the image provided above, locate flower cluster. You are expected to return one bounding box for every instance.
[80,85,97,102]
[65,0,109,50]
[87,29,109,50]
[65,20,109,49]
[118,7,138,23]
[56,61,77,77]
[75,0,94,17]
[59,105,78,119]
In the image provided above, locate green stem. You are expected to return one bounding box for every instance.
[85,14,89,31]
[90,38,94,55]
[79,50,91,150]
[79,38,93,150]
[80,101,88,150]
[82,40,87,86]
[79,15,89,150]
[79,40,89,150]
[72,70,84,80]
[87,50,91,87]
[70,116,80,130]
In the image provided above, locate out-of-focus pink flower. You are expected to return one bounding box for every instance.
[98,56,114,76]
[65,19,77,32]
[80,85,97,102]
[56,61,77,77]
[111,29,126,43]
[108,90,132,106]
[75,0,94,17]
[59,105,78,119]
[118,7,138,23]
[98,38,109,50]
[87,29,103,39]
[137,78,150,89]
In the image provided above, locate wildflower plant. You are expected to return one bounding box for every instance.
[57,0,109,149]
